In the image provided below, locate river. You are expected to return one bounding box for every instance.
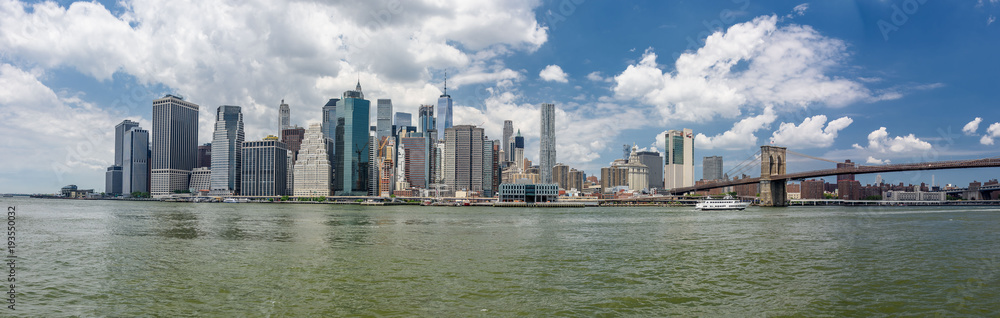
[6,197,1000,316]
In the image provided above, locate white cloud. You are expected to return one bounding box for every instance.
[586,71,604,81]
[851,127,932,154]
[694,107,777,150]
[989,15,996,26]
[539,64,569,83]
[791,3,809,17]
[613,15,884,124]
[0,0,549,145]
[866,156,890,165]
[770,115,853,148]
[963,117,983,135]
[981,122,1000,145]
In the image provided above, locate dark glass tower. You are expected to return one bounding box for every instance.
[334,82,371,196]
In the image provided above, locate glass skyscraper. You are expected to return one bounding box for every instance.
[210,105,245,195]
[436,75,452,139]
[334,82,371,196]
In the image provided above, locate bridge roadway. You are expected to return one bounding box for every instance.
[669,157,1000,195]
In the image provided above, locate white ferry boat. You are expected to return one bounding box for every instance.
[695,196,751,211]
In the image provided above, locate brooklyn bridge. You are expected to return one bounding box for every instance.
[667,146,1000,207]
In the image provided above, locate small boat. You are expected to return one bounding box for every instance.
[223,198,244,203]
[695,195,751,211]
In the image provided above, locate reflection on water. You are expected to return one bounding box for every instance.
[13,198,1000,316]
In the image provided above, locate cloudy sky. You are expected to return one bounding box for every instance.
[1,0,999,193]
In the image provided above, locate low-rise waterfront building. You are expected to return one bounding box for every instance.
[498,183,558,203]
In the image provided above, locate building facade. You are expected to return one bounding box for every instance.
[197,143,212,168]
[665,128,694,189]
[394,112,412,128]
[539,103,556,184]
[278,99,290,131]
[241,140,288,197]
[188,167,211,195]
[400,136,428,188]
[636,150,664,190]
[294,123,332,196]
[376,99,393,141]
[334,82,371,196]
[210,105,245,196]
[151,94,200,196]
[322,98,339,141]
[703,156,723,181]
[552,163,570,190]
[443,125,485,193]
[122,127,149,196]
[502,120,513,156]
[105,166,122,196]
[498,183,558,203]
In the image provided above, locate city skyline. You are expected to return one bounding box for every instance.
[2,1,1000,193]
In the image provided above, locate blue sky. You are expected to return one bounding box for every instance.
[1,0,999,193]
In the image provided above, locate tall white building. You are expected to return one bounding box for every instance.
[539,103,556,183]
[626,146,649,192]
[294,123,331,196]
[279,99,290,131]
[665,128,695,189]
[151,95,199,197]
[210,105,245,196]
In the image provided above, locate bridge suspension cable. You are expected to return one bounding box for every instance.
[723,150,761,179]
[785,150,864,166]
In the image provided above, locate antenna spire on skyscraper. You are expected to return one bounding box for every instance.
[444,71,448,96]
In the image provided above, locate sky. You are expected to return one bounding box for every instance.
[1,0,999,193]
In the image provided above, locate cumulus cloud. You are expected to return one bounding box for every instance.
[613,15,885,124]
[586,71,604,81]
[981,122,1000,145]
[852,127,932,154]
[694,107,777,150]
[963,117,983,135]
[790,3,809,17]
[770,115,853,148]
[539,64,569,83]
[866,156,890,165]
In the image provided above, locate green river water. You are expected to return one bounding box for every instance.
[5,197,1000,316]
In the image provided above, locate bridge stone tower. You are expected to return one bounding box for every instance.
[760,146,787,207]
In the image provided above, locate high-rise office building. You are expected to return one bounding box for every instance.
[502,120,513,155]
[115,120,139,166]
[294,123,331,196]
[482,139,496,197]
[665,128,695,189]
[376,99,393,141]
[210,105,245,196]
[334,82,371,196]
[241,139,288,197]
[552,163,570,190]
[436,75,453,139]
[394,112,412,128]
[443,125,484,193]
[122,127,149,196]
[281,127,306,156]
[322,98,339,140]
[400,136,428,188]
[418,105,435,134]
[637,150,664,190]
[197,143,212,168]
[703,156,724,181]
[539,103,556,184]
[511,130,525,172]
[106,166,122,196]
[278,100,290,132]
[151,94,199,196]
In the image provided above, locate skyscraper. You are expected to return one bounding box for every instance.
[151,94,199,196]
[703,156,723,181]
[400,136,428,188]
[539,103,556,184]
[394,112,412,128]
[106,166,122,196]
[334,81,371,196]
[665,128,695,189]
[197,143,212,168]
[376,99,393,141]
[443,125,484,193]
[436,74,453,139]
[637,150,664,190]
[210,105,245,196]
[511,130,525,172]
[278,100,290,132]
[122,127,149,196]
[294,123,331,196]
[241,139,288,197]
[418,105,435,134]
[115,120,139,166]
[502,120,513,155]
[322,98,339,140]
[552,163,570,190]
[418,104,437,186]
